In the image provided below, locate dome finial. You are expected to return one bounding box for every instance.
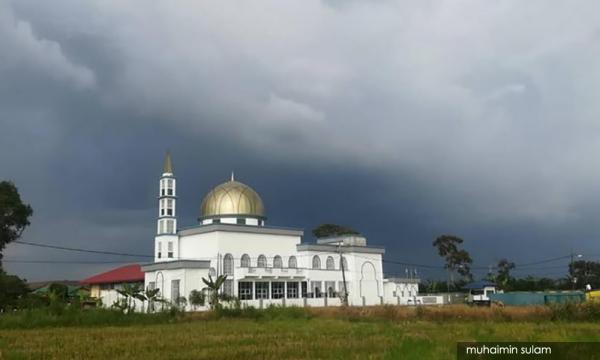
[230,171,235,181]
[163,150,173,174]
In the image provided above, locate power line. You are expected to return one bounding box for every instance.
[13,240,153,258]
[381,258,444,269]
[11,240,589,275]
[12,240,317,260]
[511,265,568,271]
[3,259,135,264]
[513,255,572,267]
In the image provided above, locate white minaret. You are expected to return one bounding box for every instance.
[155,151,178,261]
[158,151,177,234]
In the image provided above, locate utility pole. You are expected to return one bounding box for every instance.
[570,251,583,291]
[338,243,349,306]
[446,268,451,303]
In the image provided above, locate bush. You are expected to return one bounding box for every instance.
[189,290,205,308]
[0,271,29,311]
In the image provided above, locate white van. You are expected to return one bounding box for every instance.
[464,281,497,306]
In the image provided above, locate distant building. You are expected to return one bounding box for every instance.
[80,264,144,306]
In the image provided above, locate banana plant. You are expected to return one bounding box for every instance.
[116,283,143,313]
[143,287,161,313]
[202,275,228,309]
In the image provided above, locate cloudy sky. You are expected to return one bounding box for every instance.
[2,0,600,281]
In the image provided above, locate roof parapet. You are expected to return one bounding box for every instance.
[317,234,367,246]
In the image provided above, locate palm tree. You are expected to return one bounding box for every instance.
[202,275,228,309]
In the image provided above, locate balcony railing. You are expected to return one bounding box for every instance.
[237,266,305,278]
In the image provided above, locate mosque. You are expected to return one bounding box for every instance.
[132,152,432,310]
[85,153,436,309]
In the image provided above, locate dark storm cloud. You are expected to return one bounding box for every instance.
[2,0,600,281]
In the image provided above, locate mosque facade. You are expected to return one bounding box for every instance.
[140,153,427,310]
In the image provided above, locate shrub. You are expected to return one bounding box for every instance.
[189,290,205,309]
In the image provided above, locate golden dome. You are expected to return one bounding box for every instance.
[200,178,265,219]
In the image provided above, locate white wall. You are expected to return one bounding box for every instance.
[178,230,301,266]
[382,281,421,305]
[154,234,179,262]
[143,227,434,311]
[98,289,146,312]
[145,268,210,306]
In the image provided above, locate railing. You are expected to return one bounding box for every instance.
[237,266,305,278]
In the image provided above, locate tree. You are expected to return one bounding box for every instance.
[432,235,473,284]
[0,182,33,310]
[0,270,29,311]
[453,250,473,279]
[202,275,228,309]
[48,283,69,302]
[47,283,69,315]
[0,181,33,264]
[189,289,206,310]
[509,276,564,292]
[496,259,515,290]
[312,224,359,239]
[570,260,600,289]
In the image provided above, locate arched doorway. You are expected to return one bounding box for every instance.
[360,262,379,305]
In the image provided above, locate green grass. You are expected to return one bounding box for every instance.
[0,308,179,330]
[1,306,600,359]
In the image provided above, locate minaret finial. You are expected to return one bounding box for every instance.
[163,151,173,174]
[231,171,235,181]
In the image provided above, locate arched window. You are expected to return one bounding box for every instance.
[288,256,297,269]
[223,254,234,275]
[241,254,251,267]
[326,256,335,270]
[273,255,283,268]
[312,255,321,269]
[257,254,267,268]
[341,256,348,270]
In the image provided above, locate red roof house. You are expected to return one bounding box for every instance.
[80,264,144,285]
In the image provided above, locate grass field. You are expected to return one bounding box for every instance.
[1,306,599,359]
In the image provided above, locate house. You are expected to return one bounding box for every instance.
[80,264,144,306]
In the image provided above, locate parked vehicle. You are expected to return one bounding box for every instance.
[463,281,497,306]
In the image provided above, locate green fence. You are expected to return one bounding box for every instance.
[488,292,585,306]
